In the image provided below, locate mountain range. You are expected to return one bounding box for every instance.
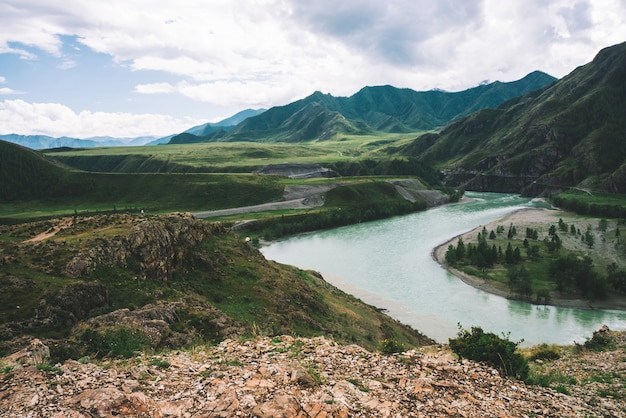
[170,71,557,143]
[0,134,158,150]
[402,41,626,195]
[0,109,266,149]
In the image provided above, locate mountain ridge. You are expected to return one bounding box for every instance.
[402,41,626,195]
[172,71,557,143]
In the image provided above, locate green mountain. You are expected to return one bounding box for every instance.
[171,72,556,143]
[402,41,626,195]
[168,108,266,144]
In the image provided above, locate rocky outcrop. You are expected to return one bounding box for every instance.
[65,214,224,282]
[2,333,624,417]
[72,300,245,350]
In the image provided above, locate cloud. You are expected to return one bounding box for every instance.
[1,0,625,137]
[0,77,25,95]
[0,99,204,137]
[0,88,24,95]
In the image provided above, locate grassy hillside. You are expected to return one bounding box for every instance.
[0,214,432,360]
[42,137,443,189]
[402,41,626,195]
[1,140,285,219]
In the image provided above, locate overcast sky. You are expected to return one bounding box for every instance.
[1,0,625,138]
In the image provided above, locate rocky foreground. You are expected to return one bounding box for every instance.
[2,333,624,417]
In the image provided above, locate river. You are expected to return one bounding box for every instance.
[261,192,626,346]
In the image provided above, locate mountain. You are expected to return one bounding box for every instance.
[167,108,266,144]
[402,41,626,195]
[184,108,266,136]
[0,134,157,150]
[176,71,556,143]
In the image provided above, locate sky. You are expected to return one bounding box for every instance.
[1,0,625,139]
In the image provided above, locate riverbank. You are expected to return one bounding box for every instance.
[432,207,626,311]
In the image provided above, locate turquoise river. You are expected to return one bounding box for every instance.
[261,192,626,346]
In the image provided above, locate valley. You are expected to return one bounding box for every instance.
[1,41,626,417]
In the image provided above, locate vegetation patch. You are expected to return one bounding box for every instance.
[449,325,529,380]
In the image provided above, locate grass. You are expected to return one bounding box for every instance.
[0,172,284,221]
[44,135,420,172]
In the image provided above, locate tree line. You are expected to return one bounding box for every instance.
[444,218,626,302]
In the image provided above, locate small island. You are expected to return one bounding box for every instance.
[433,206,626,310]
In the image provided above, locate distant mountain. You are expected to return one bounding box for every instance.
[184,108,266,136]
[402,41,626,195]
[168,109,265,144]
[0,134,157,150]
[174,71,556,144]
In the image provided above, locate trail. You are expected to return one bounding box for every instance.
[23,218,73,243]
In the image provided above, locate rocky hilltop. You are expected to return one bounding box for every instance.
[0,213,430,361]
[2,330,625,417]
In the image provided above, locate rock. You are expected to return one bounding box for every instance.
[1,334,625,417]
[5,338,50,366]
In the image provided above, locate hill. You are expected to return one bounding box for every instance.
[0,139,284,217]
[171,72,556,143]
[402,41,626,195]
[0,213,431,358]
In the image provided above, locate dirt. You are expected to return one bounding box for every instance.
[22,218,74,243]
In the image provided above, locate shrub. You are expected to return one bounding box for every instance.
[529,344,561,361]
[380,338,405,354]
[449,325,529,380]
[582,327,615,352]
[81,326,150,358]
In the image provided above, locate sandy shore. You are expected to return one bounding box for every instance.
[432,207,626,311]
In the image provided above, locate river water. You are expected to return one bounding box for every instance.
[261,192,626,346]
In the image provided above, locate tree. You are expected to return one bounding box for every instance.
[526,245,540,260]
[599,218,608,232]
[509,265,532,298]
[456,237,466,260]
[570,224,577,235]
[505,243,512,263]
[549,254,606,298]
[445,245,457,264]
[584,227,595,248]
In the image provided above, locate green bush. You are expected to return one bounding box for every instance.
[80,326,150,358]
[582,328,615,352]
[449,325,529,380]
[379,338,405,354]
[529,344,561,361]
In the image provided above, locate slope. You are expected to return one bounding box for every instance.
[0,139,283,216]
[174,72,556,143]
[402,41,626,195]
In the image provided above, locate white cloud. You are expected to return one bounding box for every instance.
[0,88,24,95]
[0,99,204,138]
[0,0,625,137]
